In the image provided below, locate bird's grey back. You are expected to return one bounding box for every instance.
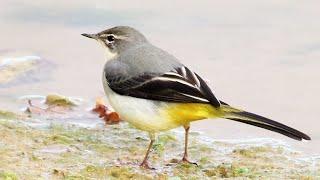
[104,43,182,79]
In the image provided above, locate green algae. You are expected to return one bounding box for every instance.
[153,133,177,155]
[203,164,258,178]
[0,171,18,180]
[86,166,153,179]
[0,110,19,120]
[233,146,271,158]
[0,119,319,179]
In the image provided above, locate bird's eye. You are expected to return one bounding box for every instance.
[106,35,115,42]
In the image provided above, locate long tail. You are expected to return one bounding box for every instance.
[220,103,311,141]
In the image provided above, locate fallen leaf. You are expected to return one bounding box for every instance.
[105,112,120,124]
[92,97,121,125]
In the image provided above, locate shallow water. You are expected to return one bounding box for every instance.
[0,0,319,157]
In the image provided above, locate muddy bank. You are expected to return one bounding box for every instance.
[0,116,319,179]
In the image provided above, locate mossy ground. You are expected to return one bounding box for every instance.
[0,118,319,179]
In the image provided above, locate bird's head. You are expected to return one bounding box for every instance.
[82,26,148,60]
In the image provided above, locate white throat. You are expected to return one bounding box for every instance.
[98,40,118,60]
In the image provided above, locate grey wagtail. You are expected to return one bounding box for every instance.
[82,26,310,169]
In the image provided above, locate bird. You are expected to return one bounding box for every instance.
[82,26,311,169]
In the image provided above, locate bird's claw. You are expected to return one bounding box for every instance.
[139,161,155,170]
[181,157,198,166]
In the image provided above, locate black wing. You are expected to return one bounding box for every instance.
[106,66,221,107]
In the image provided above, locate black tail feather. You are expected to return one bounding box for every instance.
[226,111,311,141]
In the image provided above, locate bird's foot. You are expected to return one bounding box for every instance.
[139,161,155,170]
[181,157,198,166]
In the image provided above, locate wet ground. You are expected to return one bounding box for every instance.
[1,0,320,179]
[0,110,319,179]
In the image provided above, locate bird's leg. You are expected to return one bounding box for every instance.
[140,133,155,169]
[181,124,197,165]
[182,124,191,162]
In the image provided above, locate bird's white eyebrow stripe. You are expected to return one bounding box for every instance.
[115,35,129,40]
[100,33,129,40]
[99,34,112,37]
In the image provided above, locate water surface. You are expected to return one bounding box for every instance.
[0,0,319,155]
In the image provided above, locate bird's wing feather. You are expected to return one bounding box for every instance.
[106,66,221,107]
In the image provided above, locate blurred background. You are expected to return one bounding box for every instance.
[0,1,319,155]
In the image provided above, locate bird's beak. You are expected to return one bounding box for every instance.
[81,33,98,39]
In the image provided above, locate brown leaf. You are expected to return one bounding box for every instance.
[104,112,121,124]
[92,97,121,125]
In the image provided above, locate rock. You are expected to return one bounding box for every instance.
[45,94,78,107]
[0,51,54,87]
